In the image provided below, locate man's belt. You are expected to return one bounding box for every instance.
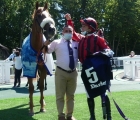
[57,66,76,73]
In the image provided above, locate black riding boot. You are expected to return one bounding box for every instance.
[102,102,107,119]
[87,98,96,120]
[101,94,107,120]
[105,95,112,120]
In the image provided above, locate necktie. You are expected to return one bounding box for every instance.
[67,41,75,70]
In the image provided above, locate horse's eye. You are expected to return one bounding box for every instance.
[37,13,42,18]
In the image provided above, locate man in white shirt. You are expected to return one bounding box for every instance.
[44,25,78,120]
[5,49,16,61]
[13,51,22,87]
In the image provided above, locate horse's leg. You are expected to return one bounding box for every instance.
[28,78,34,116]
[39,70,46,112]
[44,75,47,90]
[25,80,28,87]
[37,78,40,90]
[36,70,40,90]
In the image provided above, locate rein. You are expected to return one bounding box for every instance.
[36,45,46,65]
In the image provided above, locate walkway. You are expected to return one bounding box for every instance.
[0,69,140,100]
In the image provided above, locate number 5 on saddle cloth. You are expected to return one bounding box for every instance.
[81,54,113,98]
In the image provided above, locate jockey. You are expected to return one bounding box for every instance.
[65,13,114,120]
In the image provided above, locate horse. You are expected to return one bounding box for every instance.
[21,2,56,115]
[25,70,47,90]
[0,44,9,59]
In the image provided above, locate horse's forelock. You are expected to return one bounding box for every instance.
[32,7,44,19]
[32,7,50,19]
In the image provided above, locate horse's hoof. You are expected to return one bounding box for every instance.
[28,111,34,116]
[40,108,46,112]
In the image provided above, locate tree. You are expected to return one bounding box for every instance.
[104,0,140,56]
[0,0,140,56]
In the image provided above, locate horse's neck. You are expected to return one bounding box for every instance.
[31,30,43,52]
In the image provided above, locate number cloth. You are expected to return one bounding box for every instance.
[81,54,113,98]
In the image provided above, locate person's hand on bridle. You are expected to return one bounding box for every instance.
[44,40,51,46]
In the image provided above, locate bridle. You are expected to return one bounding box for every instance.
[35,14,48,65]
[34,9,55,65]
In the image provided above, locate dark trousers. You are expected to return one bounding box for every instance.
[14,68,22,86]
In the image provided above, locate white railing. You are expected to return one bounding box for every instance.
[0,56,139,83]
[117,56,140,80]
[76,57,123,72]
[111,57,123,67]
[0,60,14,84]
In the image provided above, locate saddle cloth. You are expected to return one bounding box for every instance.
[21,33,54,78]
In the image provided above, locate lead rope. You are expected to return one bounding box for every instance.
[108,88,130,120]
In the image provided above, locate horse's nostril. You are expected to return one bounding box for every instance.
[52,28,55,32]
[49,27,55,32]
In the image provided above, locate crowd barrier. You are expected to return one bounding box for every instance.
[0,60,14,84]
[1,56,139,84]
[117,56,140,80]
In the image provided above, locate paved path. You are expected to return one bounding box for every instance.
[0,69,140,100]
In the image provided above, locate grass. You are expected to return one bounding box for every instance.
[0,91,140,120]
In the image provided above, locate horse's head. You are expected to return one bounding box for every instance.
[32,2,56,41]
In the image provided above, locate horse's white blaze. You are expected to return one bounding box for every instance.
[40,17,55,29]
[42,11,49,17]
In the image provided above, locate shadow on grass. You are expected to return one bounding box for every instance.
[0,104,38,120]
[0,87,40,94]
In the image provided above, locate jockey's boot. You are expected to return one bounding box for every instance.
[105,95,112,120]
[102,102,107,119]
[87,98,96,120]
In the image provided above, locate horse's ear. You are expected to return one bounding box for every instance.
[36,2,39,10]
[43,3,48,10]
